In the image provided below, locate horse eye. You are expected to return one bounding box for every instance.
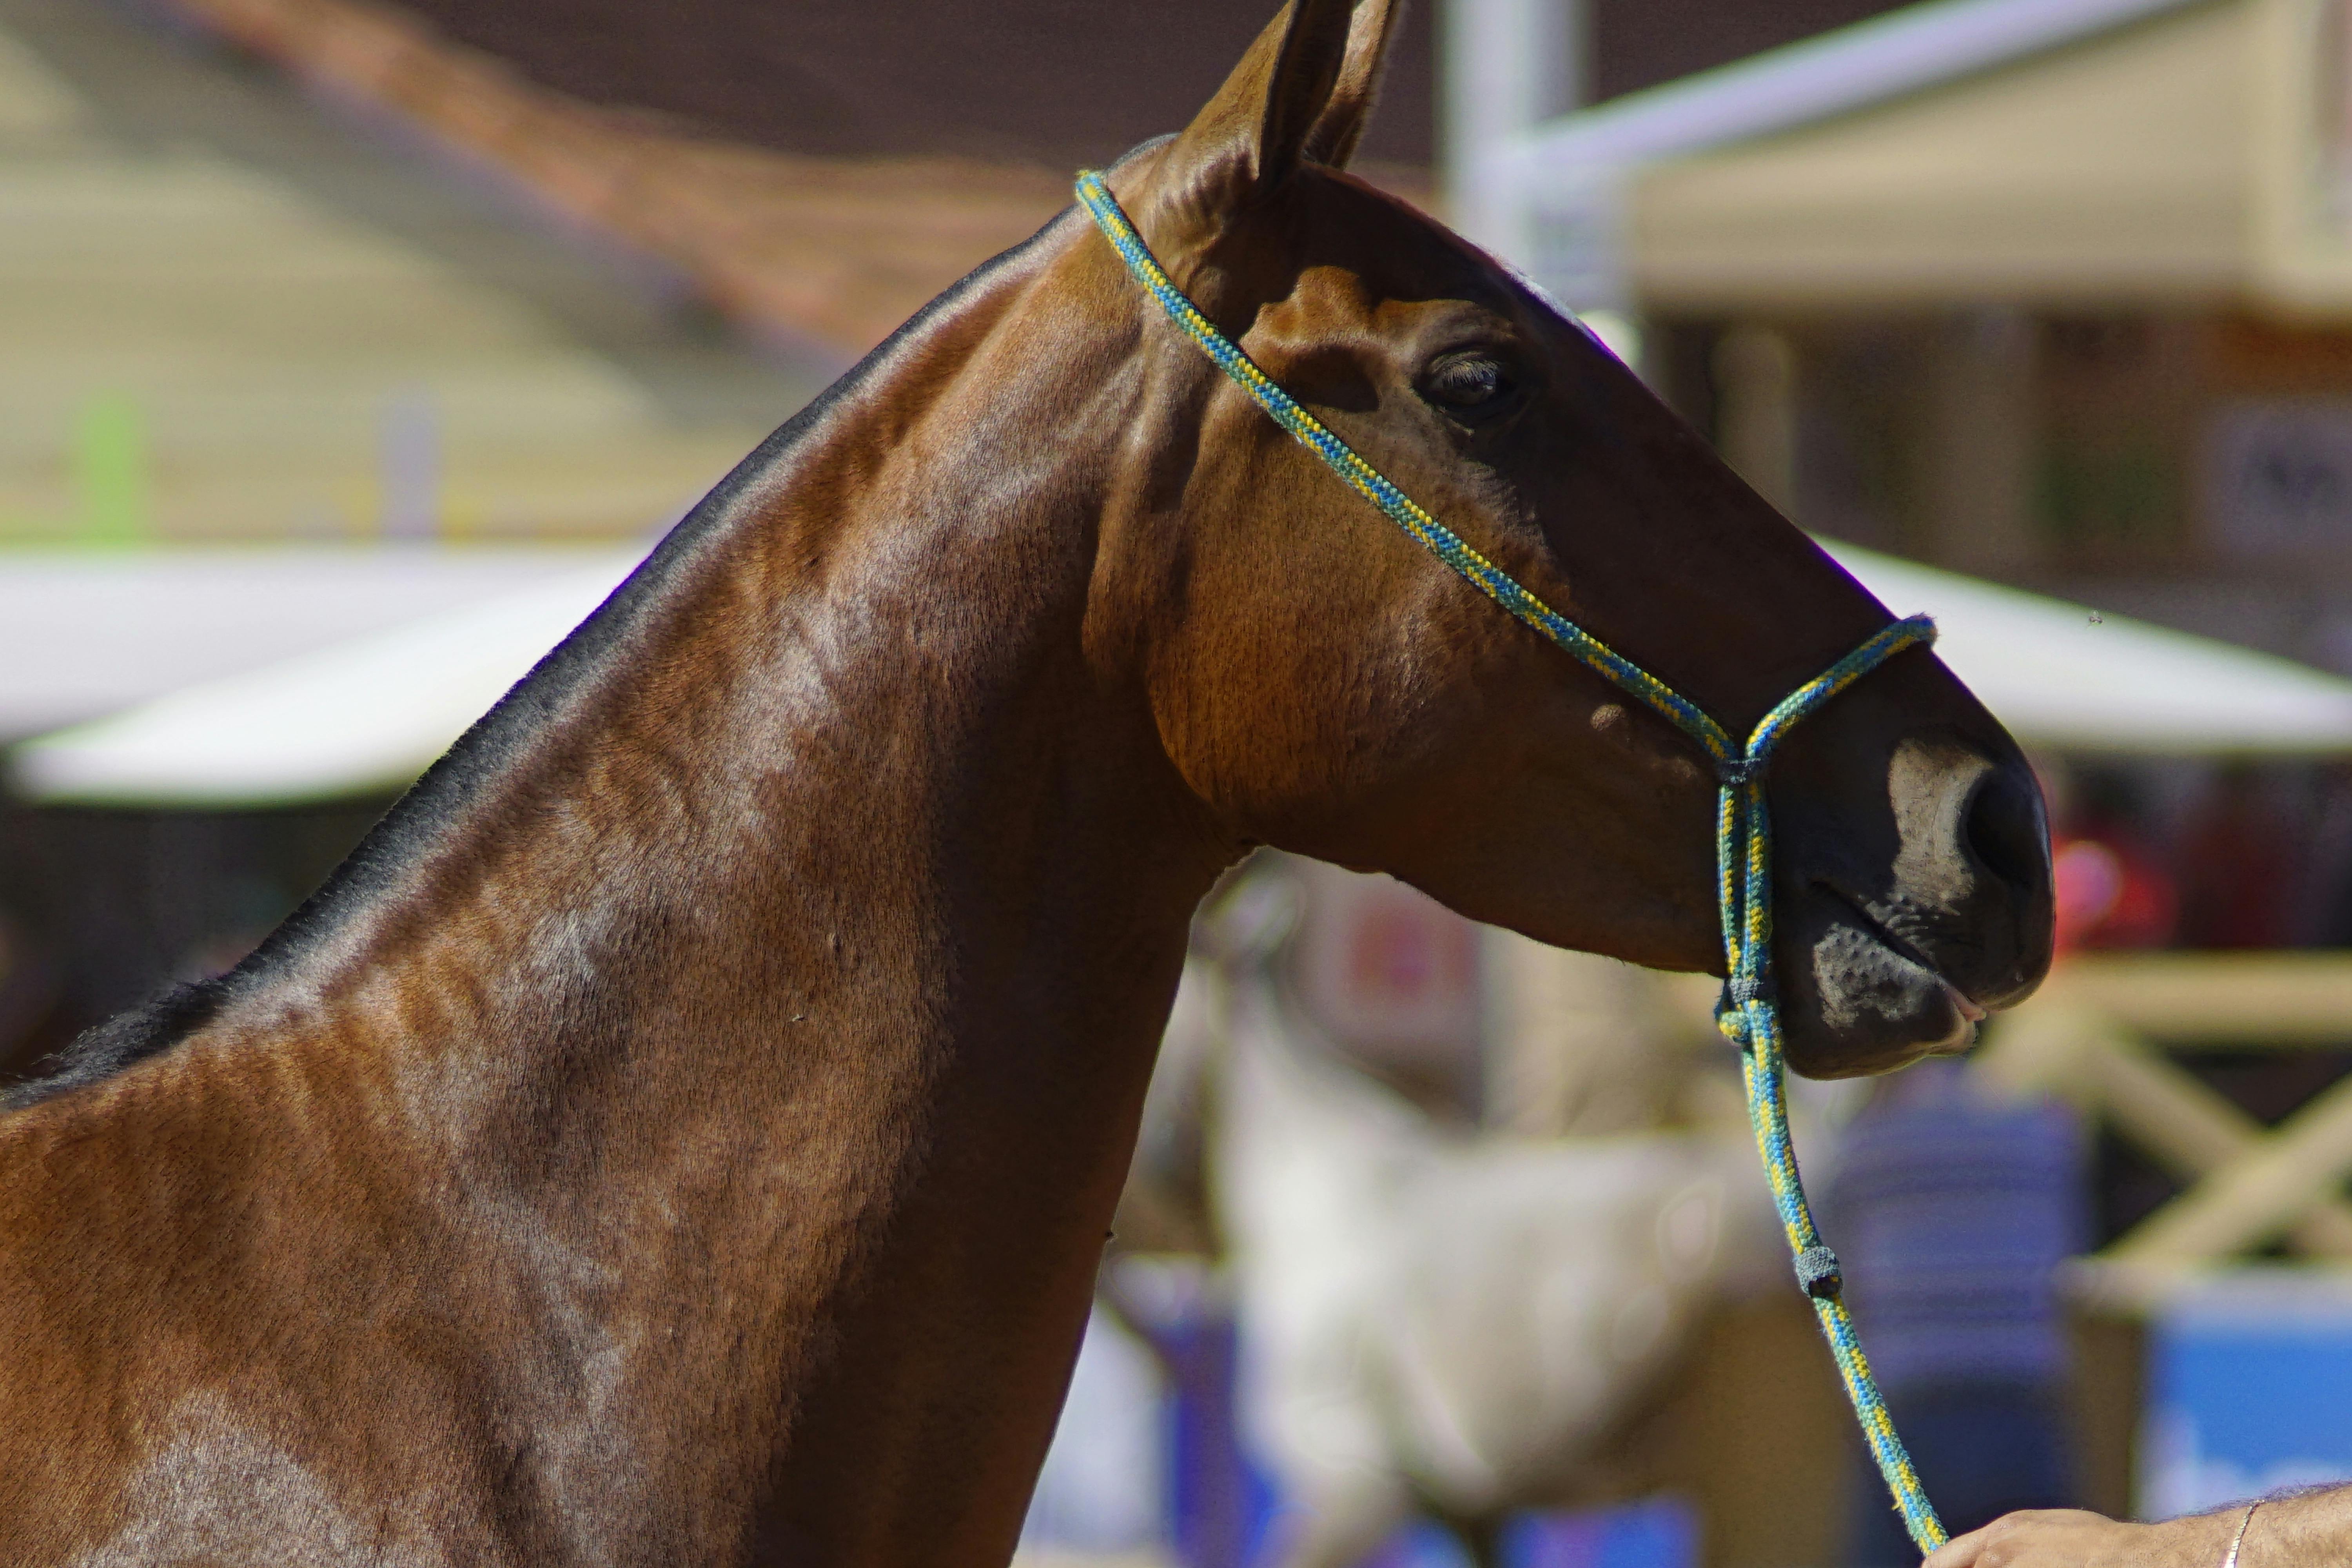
[1421,355,1513,416]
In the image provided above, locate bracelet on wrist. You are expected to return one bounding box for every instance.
[2221,1499,2260,1568]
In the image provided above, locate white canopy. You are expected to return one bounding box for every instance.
[1826,542,2352,756]
[10,554,637,806]
[0,548,622,743]
[13,541,2352,809]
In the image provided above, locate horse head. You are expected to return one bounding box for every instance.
[1082,0,2053,1078]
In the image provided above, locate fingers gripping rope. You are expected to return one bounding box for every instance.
[1078,170,1947,1553]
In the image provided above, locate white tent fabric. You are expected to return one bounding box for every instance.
[11,554,637,806]
[13,541,2352,809]
[0,549,622,743]
[1826,542,2352,756]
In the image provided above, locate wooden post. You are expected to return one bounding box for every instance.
[1441,0,1581,252]
[1924,309,2036,577]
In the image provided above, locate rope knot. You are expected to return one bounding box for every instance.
[1795,1245,1844,1301]
[1717,754,1762,788]
[1714,973,1776,1048]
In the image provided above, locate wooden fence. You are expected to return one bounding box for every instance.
[1976,952,2352,1285]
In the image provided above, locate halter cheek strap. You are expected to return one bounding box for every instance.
[1077,169,1950,1553]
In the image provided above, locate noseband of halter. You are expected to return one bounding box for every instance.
[1078,170,1950,1553]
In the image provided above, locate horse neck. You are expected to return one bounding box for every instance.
[263,231,1201,1067]
[183,226,1232,1544]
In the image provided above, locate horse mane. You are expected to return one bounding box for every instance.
[7,209,1082,1112]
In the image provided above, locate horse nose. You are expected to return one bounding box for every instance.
[1964,759,2049,903]
[1953,753,2054,1005]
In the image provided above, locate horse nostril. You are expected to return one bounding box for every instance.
[1962,764,2049,895]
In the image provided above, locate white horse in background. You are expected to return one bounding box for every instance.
[1145,864,1785,1568]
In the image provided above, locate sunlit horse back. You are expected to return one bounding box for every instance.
[0,2,2050,1562]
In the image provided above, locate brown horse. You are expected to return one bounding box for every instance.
[0,2,2051,1561]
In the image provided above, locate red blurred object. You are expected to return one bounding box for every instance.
[2053,829,2176,952]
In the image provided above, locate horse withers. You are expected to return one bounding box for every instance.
[0,1,2051,1562]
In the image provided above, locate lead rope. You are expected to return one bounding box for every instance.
[1078,170,1949,1555]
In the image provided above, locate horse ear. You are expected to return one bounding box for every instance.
[1302,0,1405,170]
[1154,0,1402,233]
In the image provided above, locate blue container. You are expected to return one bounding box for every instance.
[1347,1499,1697,1568]
[2139,1270,2352,1518]
[1499,1498,1700,1568]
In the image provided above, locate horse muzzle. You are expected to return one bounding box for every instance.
[1776,736,2054,1078]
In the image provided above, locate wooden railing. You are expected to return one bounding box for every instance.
[1975,953,2352,1295]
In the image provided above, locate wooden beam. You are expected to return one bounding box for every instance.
[1973,1001,2110,1099]
[2111,1071,2352,1262]
[2034,953,2352,1047]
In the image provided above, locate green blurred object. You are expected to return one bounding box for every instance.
[74,392,150,546]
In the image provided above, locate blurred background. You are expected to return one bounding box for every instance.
[11,0,2352,1565]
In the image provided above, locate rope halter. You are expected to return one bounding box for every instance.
[1078,169,1950,1554]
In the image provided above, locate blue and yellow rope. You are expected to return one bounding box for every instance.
[1078,169,1949,1555]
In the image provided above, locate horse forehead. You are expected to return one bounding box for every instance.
[1255,265,1489,350]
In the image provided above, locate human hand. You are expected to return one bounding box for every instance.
[1923,1508,2236,1568]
